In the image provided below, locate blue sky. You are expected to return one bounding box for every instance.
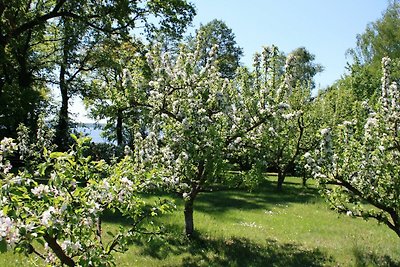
[188,0,388,88]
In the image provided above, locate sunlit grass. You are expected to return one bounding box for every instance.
[1,176,399,266]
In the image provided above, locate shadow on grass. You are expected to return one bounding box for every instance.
[134,229,335,267]
[101,181,322,225]
[353,246,400,267]
[195,181,321,215]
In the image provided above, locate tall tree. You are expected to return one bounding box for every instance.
[85,39,150,146]
[0,0,196,142]
[0,0,51,138]
[350,0,400,65]
[190,19,243,79]
[287,47,324,89]
[54,14,91,150]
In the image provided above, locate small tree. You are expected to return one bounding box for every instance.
[306,57,400,237]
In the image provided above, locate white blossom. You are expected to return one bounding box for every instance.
[320,128,330,136]
[31,184,50,197]
[61,240,82,253]
[41,207,56,227]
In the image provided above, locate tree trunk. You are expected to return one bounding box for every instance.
[302,171,308,187]
[116,109,123,146]
[277,170,285,191]
[183,161,205,237]
[55,57,69,150]
[55,31,69,151]
[184,197,195,237]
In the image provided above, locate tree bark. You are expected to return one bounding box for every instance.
[116,109,123,146]
[277,170,285,191]
[43,234,75,267]
[55,26,70,151]
[184,197,195,237]
[183,161,205,237]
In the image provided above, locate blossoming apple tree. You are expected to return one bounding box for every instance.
[236,46,320,190]
[0,128,172,266]
[143,31,276,236]
[306,57,400,237]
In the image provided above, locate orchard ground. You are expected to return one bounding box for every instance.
[1,176,399,267]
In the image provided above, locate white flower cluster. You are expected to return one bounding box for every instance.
[31,184,51,198]
[381,57,400,120]
[0,138,17,174]
[40,205,67,227]
[381,57,391,111]
[61,239,82,253]
[0,211,18,247]
[0,137,17,155]
[133,131,159,167]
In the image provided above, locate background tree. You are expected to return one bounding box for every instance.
[85,39,150,146]
[189,19,243,79]
[287,47,324,90]
[0,0,53,138]
[0,0,196,143]
[345,0,400,101]
[53,14,92,150]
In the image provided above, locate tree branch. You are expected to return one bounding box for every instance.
[225,114,271,146]
[27,244,46,260]
[327,175,397,223]
[43,234,75,267]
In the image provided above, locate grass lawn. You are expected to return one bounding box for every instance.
[1,176,399,266]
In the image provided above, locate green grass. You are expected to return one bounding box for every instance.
[2,176,399,266]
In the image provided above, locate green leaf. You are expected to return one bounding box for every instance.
[70,134,78,142]
[49,152,65,159]
[2,206,9,215]
[36,238,45,246]
[106,231,115,237]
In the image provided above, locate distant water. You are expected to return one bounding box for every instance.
[75,123,109,143]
